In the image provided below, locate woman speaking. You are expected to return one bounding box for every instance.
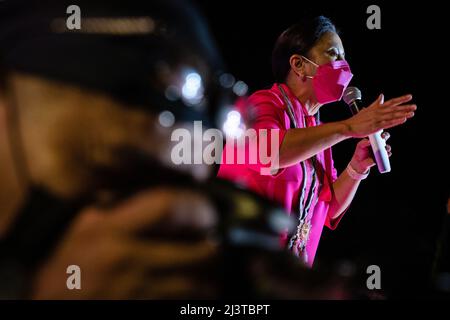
[218,16,416,266]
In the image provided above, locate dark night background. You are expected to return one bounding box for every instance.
[196,0,449,297]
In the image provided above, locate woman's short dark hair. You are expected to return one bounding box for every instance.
[272,16,338,82]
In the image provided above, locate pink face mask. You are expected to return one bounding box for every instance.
[302,56,353,104]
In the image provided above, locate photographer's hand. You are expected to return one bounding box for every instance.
[32,188,218,299]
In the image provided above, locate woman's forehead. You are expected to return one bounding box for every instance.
[315,32,344,52]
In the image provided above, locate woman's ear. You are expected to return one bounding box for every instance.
[289,54,306,78]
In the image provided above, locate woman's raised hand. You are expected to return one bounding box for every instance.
[343,94,416,138]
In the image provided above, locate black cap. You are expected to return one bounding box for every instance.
[0,0,224,122]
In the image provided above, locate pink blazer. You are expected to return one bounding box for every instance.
[217,83,347,266]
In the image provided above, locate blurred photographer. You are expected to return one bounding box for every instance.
[0,0,226,299]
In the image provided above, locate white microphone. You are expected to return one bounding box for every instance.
[343,87,391,174]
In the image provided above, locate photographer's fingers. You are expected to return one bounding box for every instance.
[130,240,217,269]
[110,188,217,235]
[109,189,173,231]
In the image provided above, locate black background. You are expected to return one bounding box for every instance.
[195,0,449,296]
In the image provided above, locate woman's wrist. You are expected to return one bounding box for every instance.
[329,120,353,141]
[349,158,369,174]
[346,161,370,181]
[338,120,354,139]
[347,159,370,180]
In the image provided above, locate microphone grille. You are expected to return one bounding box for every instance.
[343,87,362,105]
